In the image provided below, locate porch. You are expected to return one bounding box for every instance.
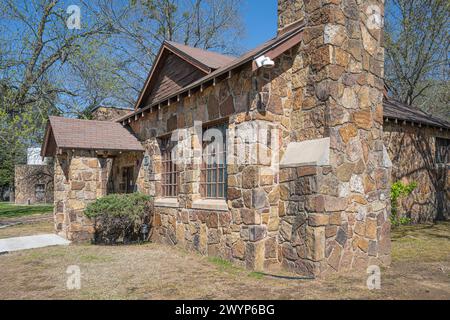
[41,116,145,241]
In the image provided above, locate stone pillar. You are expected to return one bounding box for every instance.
[277,0,391,275]
[53,151,109,242]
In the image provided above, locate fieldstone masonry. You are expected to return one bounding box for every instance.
[384,123,450,222]
[273,0,391,274]
[50,0,393,277]
[91,106,132,122]
[15,164,54,204]
[54,151,112,241]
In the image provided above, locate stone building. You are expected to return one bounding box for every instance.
[14,148,54,205]
[13,108,132,206]
[41,0,449,277]
[383,100,450,222]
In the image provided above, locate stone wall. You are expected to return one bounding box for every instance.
[128,64,281,270]
[106,0,392,277]
[54,151,112,241]
[15,164,54,204]
[272,0,391,275]
[53,0,392,277]
[91,107,132,122]
[384,122,450,222]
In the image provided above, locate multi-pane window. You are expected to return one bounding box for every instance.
[201,123,227,199]
[161,138,179,197]
[436,137,450,164]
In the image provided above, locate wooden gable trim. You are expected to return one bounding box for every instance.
[164,42,213,74]
[134,43,213,111]
[134,45,167,111]
[41,120,52,158]
[121,26,306,124]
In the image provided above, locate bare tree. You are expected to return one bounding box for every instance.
[0,0,115,190]
[96,0,244,105]
[0,0,113,110]
[0,0,245,191]
[385,0,449,118]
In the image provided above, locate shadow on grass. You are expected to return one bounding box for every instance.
[208,257,315,281]
[0,202,53,218]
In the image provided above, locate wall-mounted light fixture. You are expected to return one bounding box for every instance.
[254,55,275,69]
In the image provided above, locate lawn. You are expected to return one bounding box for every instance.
[0,220,449,300]
[0,202,53,219]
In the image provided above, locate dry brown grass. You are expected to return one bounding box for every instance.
[391,222,450,262]
[0,220,54,239]
[0,219,449,300]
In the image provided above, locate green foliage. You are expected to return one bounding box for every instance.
[85,193,153,245]
[390,181,418,227]
[0,82,58,190]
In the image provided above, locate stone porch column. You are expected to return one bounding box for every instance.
[53,151,110,242]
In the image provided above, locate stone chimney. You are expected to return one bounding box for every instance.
[276,0,391,275]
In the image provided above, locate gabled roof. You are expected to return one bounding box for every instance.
[165,41,235,70]
[120,22,449,131]
[134,40,236,110]
[384,98,450,130]
[123,22,306,121]
[41,116,144,157]
[90,105,133,113]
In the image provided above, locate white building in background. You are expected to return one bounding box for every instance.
[27,148,49,165]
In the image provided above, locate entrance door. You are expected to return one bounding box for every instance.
[122,167,135,194]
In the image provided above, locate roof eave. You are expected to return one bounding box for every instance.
[383,115,450,131]
[57,146,145,153]
[120,24,306,124]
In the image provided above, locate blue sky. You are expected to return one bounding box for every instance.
[241,0,278,50]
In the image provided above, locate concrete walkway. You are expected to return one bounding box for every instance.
[0,234,70,253]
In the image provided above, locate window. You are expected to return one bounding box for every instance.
[161,138,179,197]
[436,137,450,164]
[201,123,227,199]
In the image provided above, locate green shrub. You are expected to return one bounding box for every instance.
[390,181,417,227]
[85,193,153,245]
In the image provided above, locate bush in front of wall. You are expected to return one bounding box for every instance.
[84,193,153,245]
[390,181,417,227]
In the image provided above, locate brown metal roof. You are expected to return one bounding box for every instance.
[165,41,235,70]
[41,116,144,156]
[383,98,450,129]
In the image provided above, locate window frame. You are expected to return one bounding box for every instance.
[436,137,450,164]
[160,137,179,198]
[200,121,228,200]
[35,183,46,201]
